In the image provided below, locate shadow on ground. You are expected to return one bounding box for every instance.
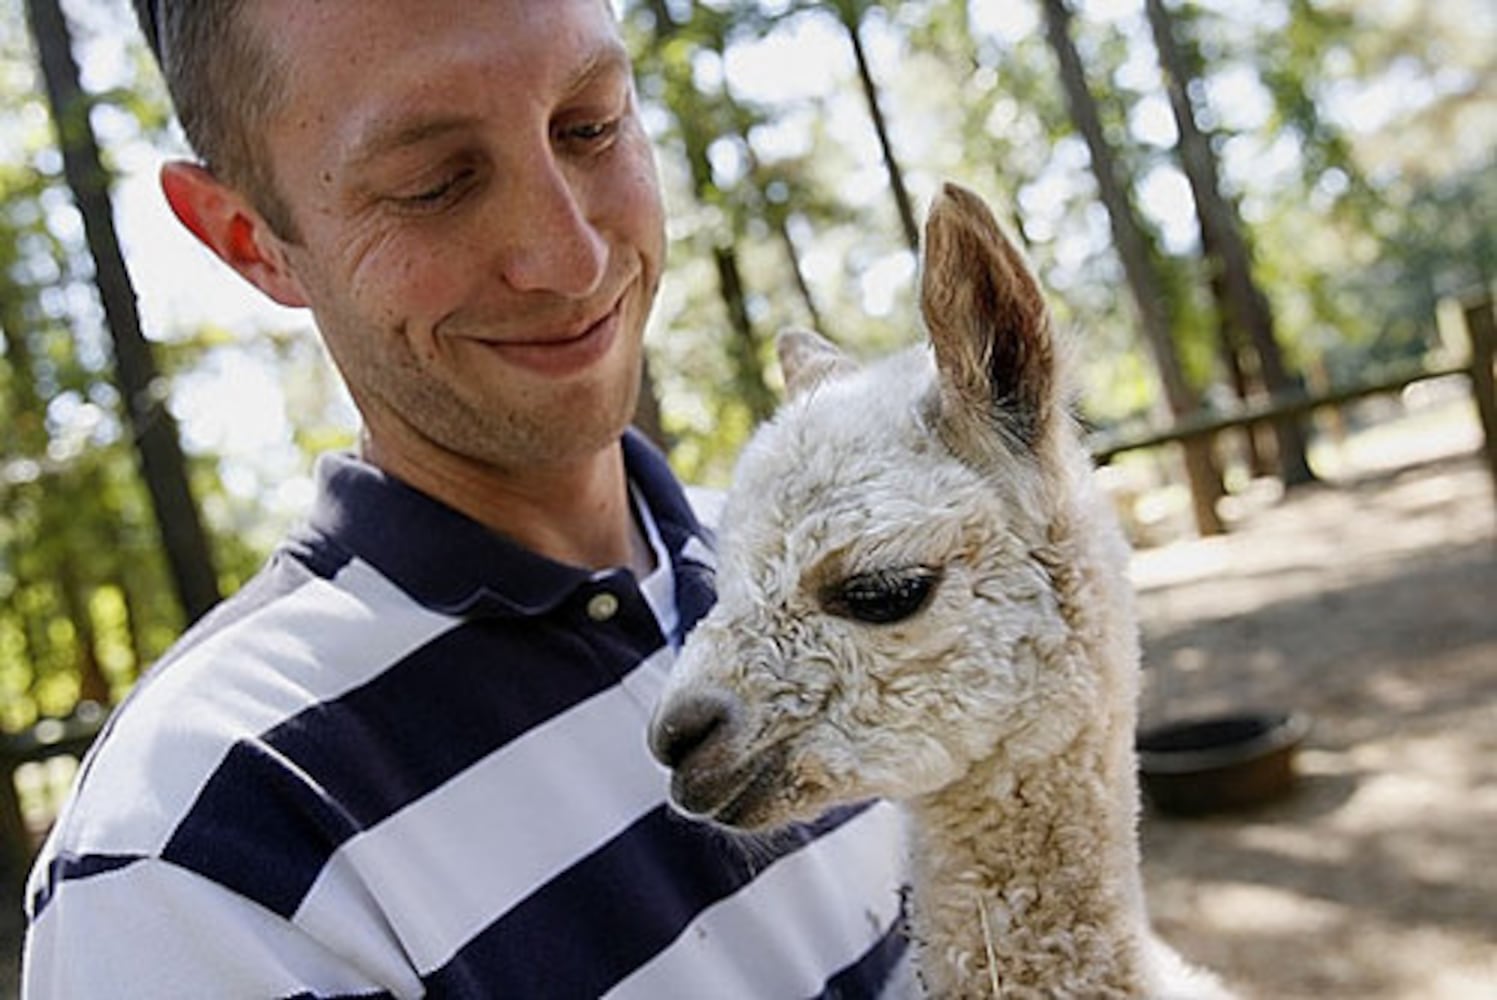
[1134,451,1497,999]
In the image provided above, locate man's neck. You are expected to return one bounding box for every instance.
[362,430,653,576]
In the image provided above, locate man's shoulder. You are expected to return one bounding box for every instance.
[127,546,453,717]
[39,548,460,859]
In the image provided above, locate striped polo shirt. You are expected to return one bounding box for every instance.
[23,432,909,998]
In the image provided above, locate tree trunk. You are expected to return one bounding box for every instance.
[26,0,222,622]
[58,557,111,705]
[1038,0,1225,536]
[737,128,832,339]
[713,246,778,422]
[1143,0,1316,487]
[0,290,46,451]
[1205,231,1274,477]
[115,574,150,686]
[645,0,775,424]
[774,212,829,338]
[833,0,920,254]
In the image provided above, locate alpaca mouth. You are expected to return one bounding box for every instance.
[673,742,791,830]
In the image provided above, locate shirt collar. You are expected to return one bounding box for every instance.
[297,430,715,626]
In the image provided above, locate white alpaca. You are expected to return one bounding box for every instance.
[650,184,1231,998]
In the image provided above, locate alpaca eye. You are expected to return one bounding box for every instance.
[826,568,941,625]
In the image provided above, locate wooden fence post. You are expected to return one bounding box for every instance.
[0,761,32,893]
[1461,295,1497,501]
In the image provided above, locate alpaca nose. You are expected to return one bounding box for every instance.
[650,693,735,770]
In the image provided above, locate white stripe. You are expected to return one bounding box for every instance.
[24,857,407,1000]
[682,535,716,570]
[44,558,460,860]
[295,648,679,974]
[631,485,681,641]
[606,801,908,999]
[684,485,725,540]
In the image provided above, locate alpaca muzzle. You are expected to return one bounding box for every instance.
[649,690,734,772]
[650,691,794,827]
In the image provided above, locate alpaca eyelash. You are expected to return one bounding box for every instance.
[823,567,942,625]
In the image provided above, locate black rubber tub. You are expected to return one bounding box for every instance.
[1136,711,1311,816]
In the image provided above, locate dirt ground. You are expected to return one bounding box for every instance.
[1130,412,1497,999]
[3,402,1493,998]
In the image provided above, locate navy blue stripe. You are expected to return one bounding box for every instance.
[278,992,395,1000]
[161,740,360,919]
[29,851,144,917]
[810,905,911,1000]
[160,587,666,919]
[282,528,357,584]
[423,802,880,996]
[670,559,716,645]
[424,806,732,997]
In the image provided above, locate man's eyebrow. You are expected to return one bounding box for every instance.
[562,39,633,99]
[343,116,475,174]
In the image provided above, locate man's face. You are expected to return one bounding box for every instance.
[253,0,664,475]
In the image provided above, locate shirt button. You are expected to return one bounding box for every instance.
[586,592,620,622]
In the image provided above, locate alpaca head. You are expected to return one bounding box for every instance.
[650,183,1131,832]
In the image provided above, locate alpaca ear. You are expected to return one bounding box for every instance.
[777,328,856,401]
[920,183,1056,449]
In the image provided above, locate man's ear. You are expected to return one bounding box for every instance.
[159,161,309,308]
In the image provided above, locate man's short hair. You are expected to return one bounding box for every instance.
[133,0,298,238]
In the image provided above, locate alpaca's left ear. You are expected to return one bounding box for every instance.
[777,328,856,401]
[920,183,1057,450]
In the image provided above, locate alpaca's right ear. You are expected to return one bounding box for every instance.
[920,182,1057,451]
[777,328,856,401]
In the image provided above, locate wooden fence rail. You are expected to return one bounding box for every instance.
[1088,295,1497,503]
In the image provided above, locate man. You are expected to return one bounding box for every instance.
[22,1,908,996]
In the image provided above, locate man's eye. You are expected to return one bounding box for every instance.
[824,567,942,625]
[573,121,615,141]
[558,118,621,148]
[393,169,474,211]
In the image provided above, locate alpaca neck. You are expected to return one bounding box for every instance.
[906,726,1150,998]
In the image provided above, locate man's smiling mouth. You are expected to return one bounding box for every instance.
[470,292,628,377]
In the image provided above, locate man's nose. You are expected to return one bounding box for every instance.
[496,161,608,297]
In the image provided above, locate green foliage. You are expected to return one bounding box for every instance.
[0,0,301,730]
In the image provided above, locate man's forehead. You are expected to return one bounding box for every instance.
[251,1,629,162]
[252,0,622,77]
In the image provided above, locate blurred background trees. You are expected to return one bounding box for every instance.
[1,0,1493,728]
